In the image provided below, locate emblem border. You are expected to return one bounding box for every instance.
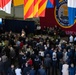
[54,1,74,28]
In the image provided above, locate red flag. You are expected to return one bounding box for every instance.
[0,0,12,14]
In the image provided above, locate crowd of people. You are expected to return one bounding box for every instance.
[36,25,66,37]
[0,25,76,75]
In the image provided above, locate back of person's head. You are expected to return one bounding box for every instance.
[64,61,68,64]
[31,66,34,70]
[46,54,50,57]
[70,63,74,67]
[11,64,14,69]
[36,55,38,58]
[16,65,19,68]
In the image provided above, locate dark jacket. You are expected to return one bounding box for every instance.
[37,68,46,75]
[69,67,75,75]
[44,57,51,68]
[29,69,36,75]
[0,61,4,72]
[7,68,16,75]
[23,66,31,75]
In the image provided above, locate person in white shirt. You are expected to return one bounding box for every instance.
[15,66,22,75]
[44,45,47,50]
[69,35,73,43]
[52,50,57,60]
[39,49,44,57]
[62,62,69,75]
[63,49,68,62]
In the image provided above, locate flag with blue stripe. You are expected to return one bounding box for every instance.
[46,0,54,8]
[67,0,76,25]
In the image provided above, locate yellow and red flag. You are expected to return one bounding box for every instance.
[24,0,34,19]
[24,0,47,19]
[38,0,47,17]
[33,0,39,17]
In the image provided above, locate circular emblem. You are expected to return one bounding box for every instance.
[55,1,74,28]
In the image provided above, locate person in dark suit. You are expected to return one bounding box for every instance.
[44,54,51,75]
[52,50,58,75]
[7,64,16,75]
[34,55,41,73]
[23,63,31,75]
[37,65,46,75]
[29,66,36,75]
[0,58,4,75]
[69,64,75,75]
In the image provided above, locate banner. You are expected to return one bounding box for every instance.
[40,0,76,35]
[46,0,54,8]
[38,0,47,17]
[0,0,12,14]
[24,0,47,19]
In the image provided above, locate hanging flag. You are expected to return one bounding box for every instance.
[24,0,47,19]
[46,0,59,8]
[38,0,47,17]
[46,0,54,8]
[67,0,76,25]
[0,0,12,14]
[13,0,23,6]
[24,0,39,19]
[33,0,39,17]
[24,0,34,19]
